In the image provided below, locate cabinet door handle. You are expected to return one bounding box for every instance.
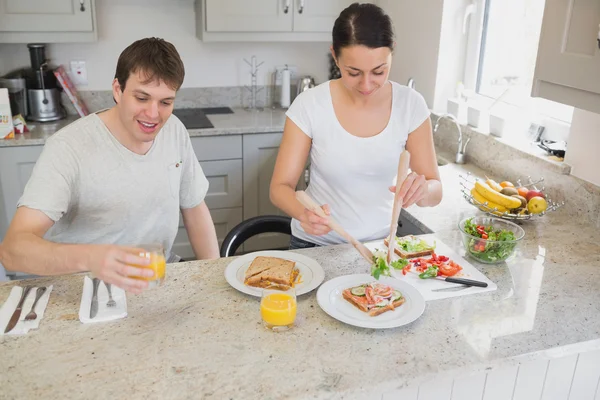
[283,0,290,14]
[298,0,304,14]
[79,0,85,12]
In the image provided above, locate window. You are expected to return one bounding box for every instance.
[465,0,574,124]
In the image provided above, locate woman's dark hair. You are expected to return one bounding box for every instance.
[332,3,394,58]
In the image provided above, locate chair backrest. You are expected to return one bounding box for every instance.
[220,215,292,257]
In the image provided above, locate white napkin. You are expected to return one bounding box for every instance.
[78,276,127,324]
[0,285,54,335]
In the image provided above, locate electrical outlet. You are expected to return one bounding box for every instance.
[70,60,88,86]
[274,65,298,86]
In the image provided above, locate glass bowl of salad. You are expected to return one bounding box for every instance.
[458,216,525,264]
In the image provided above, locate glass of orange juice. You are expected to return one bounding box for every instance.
[260,286,297,332]
[131,244,166,288]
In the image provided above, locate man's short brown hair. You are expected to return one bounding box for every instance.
[114,37,185,91]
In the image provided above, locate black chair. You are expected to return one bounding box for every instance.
[220,215,292,257]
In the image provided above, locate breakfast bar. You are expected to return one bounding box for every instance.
[1,163,599,399]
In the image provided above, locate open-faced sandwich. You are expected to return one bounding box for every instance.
[384,235,435,258]
[342,282,405,317]
[244,256,300,289]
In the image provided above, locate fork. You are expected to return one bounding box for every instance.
[24,287,47,321]
[105,282,116,308]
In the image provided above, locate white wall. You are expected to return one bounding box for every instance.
[378,0,444,109]
[564,109,600,187]
[0,0,330,90]
[377,0,468,113]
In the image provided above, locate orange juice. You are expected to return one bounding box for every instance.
[130,246,166,287]
[260,293,297,328]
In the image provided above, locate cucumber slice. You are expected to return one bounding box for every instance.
[391,290,403,301]
[350,286,366,296]
[375,299,389,307]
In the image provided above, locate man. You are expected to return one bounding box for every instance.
[0,38,219,293]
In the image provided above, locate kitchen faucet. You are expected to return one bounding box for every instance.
[433,113,470,164]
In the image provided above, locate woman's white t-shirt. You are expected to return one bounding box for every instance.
[286,80,430,246]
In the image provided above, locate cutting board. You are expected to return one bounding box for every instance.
[365,234,497,301]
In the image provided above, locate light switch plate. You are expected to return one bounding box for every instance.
[70,60,88,86]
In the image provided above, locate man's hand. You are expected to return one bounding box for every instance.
[86,245,155,294]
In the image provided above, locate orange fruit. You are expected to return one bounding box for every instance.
[517,187,529,197]
[500,181,514,188]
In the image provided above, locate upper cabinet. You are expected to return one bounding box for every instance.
[532,0,600,114]
[0,0,97,43]
[196,0,361,41]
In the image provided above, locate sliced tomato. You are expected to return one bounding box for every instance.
[438,255,449,262]
[438,262,462,277]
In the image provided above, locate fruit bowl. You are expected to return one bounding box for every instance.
[459,173,564,221]
[459,216,525,264]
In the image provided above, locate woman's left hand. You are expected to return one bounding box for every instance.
[389,171,429,208]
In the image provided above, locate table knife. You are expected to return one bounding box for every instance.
[89,278,101,319]
[4,286,33,334]
[408,270,488,287]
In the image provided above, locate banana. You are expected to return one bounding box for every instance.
[474,181,522,209]
[470,188,507,213]
[485,177,503,192]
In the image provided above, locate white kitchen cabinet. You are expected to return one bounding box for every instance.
[205,0,293,32]
[242,133,290,252]
[532,0,600,114]
[293,0,356,32]
[172,207,243,260]
[196,0,368,41]
[0,146,44,243]
[0,0,97,43]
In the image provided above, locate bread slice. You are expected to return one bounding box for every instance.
[342,289,405,317]
[244,256,298,289]
[384,236,434,259]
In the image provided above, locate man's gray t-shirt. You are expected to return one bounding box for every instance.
[18,112,209,262]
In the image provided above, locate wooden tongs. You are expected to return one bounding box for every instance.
[387,150,411,264]
[295,191,375,264]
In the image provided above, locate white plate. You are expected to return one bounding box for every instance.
[316,274,426,329]
[224,250,325,297]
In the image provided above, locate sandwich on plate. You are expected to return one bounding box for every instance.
[244,256,300,289]
[384,235,435,258]
[342,282,404,317]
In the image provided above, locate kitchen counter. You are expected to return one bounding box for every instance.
[0,108,287,147]
[1,162,599,399]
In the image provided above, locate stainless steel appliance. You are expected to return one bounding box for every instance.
[297,76,316,96]
[27,89,65,122]
[25,43,65,122]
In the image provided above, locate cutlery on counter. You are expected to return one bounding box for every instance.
[24,287,47,321]
[387,150,411,264]
[4,286,33,334]
[89,278,101,319]
[105,282,116,308]
[296,190,375,264]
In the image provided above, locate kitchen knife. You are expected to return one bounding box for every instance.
[387,150,411,264]
[4,286,33,334]
[89,278,101,319]
[295,191,375,264]
[407,269,487,287]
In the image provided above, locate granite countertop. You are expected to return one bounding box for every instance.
[1,161,599,399]
[0,108,287,147]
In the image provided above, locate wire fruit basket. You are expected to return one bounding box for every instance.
[459,173,564,221]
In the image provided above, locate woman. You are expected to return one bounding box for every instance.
[270,3,442,250]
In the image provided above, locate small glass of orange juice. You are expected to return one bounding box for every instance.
[260,286,297,332]
[131,244,166,288]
